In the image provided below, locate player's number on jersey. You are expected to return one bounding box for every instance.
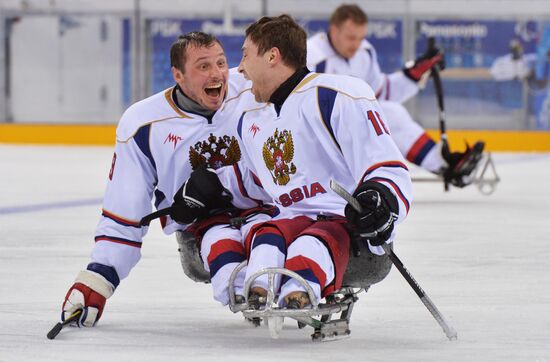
[367,110,390,136]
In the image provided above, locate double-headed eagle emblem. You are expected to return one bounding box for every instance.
[262,128,297,185]
[189,133,241,170]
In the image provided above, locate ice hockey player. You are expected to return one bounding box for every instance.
[490,39,537,81]
[60,32,276,327]
[307,4,485,188]
[173,15,412,309]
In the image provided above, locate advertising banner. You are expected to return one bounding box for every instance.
[148,17,403,93]
[414,19,549,129]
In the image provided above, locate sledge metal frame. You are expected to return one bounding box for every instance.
[227,261,362,341]
[176,230,369,341]
[413,152,500,195]
[175,227,390,342]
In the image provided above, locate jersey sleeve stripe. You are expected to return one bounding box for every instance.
[87,262,120,288]
[232,164,262,205]
[134,124,157,170]
[101,209,141,228]
[237,112,245,139]
[361,161,409,180]
[374,75,390,100]
[160,216,168,229]
[384,75,390,100]
[406,133,436,166]
[250,171,263,188]
[375,86,383,99]
[154,189,167,209]
[316,86,341,151]
[94,235,142,248]
[368,177,410,214]
[365,48,373,60]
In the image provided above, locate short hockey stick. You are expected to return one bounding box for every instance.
[427,37,452,191]
[139,207,172,226]
[329,180,458,340]
[47,309,82,340]
[427,37,447,142]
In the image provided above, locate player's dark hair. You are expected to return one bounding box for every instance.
[244,14,307,70]
[330,4,368,27]
[170,32,222,71]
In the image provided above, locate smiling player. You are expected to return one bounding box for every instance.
[59,32,276,328]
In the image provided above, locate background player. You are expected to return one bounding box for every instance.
[307,4,485,188]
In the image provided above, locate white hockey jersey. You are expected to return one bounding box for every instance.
[91,69,268,280]
[307,32,419,103]
[490,53,536,81]
[217,72,412,252]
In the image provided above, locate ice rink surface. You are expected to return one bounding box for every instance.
[1,145,549,362]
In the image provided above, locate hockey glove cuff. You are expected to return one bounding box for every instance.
[344,181,399,246]
[403,48,445,82]
[62,265,117,327]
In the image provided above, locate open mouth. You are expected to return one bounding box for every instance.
[204,83,223,98]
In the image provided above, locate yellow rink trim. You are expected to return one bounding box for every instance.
[1,124,549,151]
[425,130,550,152]
[0,124,116,145]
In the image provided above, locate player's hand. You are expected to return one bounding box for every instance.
[171,166,233,224]
[344,182,398,246]
[403,47,445,82]
[62,269,115,327]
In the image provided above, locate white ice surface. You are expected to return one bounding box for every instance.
[0,145,549,362]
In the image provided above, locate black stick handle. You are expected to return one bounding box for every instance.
[427,36,451,191]
[431,66,446,137]
[389,250,457,340]
[388,251,426,298]
[427,36,446,136]
[47,309,82,340]
[139,207,172,226]
[46,323,64,340]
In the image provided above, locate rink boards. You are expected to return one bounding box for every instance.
[1,123,549,151]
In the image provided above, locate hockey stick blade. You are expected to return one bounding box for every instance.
[47,309,82,340]
[329,179,458,341]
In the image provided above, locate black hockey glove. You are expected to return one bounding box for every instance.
[344,181,399,246]
[170,166,233,224]
[403,46,445,82]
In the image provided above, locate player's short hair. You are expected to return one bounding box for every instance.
[170,31,222,71]
[244,14,307,70]
[330,4,368,27]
